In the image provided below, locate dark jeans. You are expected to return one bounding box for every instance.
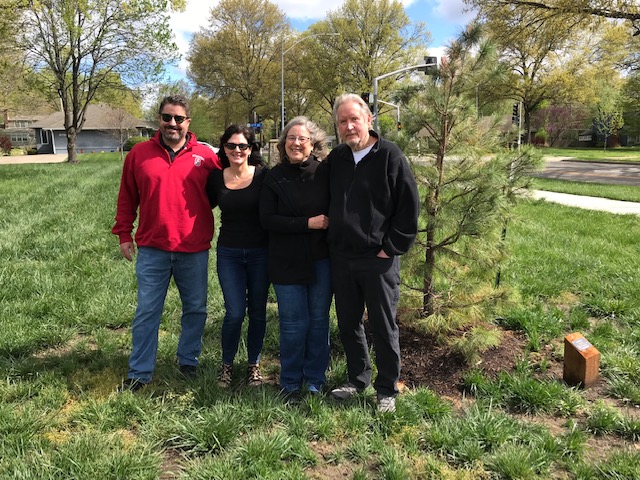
[274,258,332,392]
[331,254,401,397]
[216,246,270,365]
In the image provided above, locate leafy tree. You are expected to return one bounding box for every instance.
[0,135,12,155]
[306,0,429,126]
[531,104,590,146]
[0,2,57,115]
[593,90,625,149]
[474,4,593,143]
[466,0,640,30]
[621,72,640,137]
[399,24,542,321]
[91,74,143,118]
[188,0,288,130]
[18,0,183,163]
[102,107,145,161]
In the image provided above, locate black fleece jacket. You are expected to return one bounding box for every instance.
[327,131,419,258]
[260,155,330,284]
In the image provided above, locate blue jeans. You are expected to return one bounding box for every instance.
[274,259,332,392]
[216,246,269,365]
[128,247,209,382]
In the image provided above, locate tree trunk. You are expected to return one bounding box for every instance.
[422,186,438,316]
[423,218,436,316]
[67,127,78,164]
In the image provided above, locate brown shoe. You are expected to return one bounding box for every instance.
[247,364,263,386]
[217,363,233,388]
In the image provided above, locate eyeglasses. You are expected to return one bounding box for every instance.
[286,135,310,144]
[224,142,251,151]
[160,113,189,124]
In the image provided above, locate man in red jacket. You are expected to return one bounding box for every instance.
[112,95,221,391]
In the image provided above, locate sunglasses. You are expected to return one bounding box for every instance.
[224,142,251,151]
[160,113,189,124]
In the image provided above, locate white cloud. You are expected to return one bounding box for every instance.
[434,0,475,24]
[426,45,447,63]
[273,0,342,20]
[169,1,218,74]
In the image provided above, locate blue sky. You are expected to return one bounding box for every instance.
[168,0,475,81]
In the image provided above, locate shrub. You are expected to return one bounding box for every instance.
[534,128,548,146]
[0,136,12,155]
[123,136,147,151]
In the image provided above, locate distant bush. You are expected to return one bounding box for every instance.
[0,136,12,155]
[27,147,38,155]
[124,136,148,151]
[534,128,549,146]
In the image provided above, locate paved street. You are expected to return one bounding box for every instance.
[535,158,640,187]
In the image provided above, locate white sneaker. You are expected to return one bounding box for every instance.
[377,395,396,413]
[330,383,359,400]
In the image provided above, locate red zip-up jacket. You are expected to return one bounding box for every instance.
[112,131,221,252]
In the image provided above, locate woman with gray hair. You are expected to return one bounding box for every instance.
[260,116,332,403]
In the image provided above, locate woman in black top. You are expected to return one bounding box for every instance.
[260,116,331,400]
[206,125,269,388]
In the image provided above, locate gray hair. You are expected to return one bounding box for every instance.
[332,93,372,126]
[277,116,329,162]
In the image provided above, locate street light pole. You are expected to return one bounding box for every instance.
[281,32,339,133]
[372,59,438,131]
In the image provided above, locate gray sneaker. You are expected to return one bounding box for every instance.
[330,382,359,400]
[377,394,396,413]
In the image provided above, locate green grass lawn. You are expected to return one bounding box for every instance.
[531,177,640,203]
[540,146,640,163]
[1,153,639,479]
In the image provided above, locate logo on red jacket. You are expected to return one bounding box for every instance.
[192,154,204,166]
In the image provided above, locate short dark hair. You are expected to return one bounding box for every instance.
[158,95,190,117]
[218,124,263,168]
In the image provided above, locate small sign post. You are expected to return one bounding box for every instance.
[563,332,600,388]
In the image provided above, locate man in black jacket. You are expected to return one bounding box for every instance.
[327,93,419,413]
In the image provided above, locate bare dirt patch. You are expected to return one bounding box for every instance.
[398,323,527,398]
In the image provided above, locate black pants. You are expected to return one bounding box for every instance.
[331,254,400,397]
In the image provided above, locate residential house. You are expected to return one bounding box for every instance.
[31,104,155,154]
[1,110,48,148]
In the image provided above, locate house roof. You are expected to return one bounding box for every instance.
[6,114,48,122]
[31,104,154,130]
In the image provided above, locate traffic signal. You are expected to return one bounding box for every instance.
[283,108,287,125]
[422,56,438,75]
[397,121,402,131]
[361,92,371,105]
[512,103,520,124]
[257,114,262,123]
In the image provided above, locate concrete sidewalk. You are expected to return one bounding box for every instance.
[532,190,640,216]
[0,154,67,165]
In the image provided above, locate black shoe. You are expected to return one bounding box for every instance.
[279,388,302,405]
[117,378,147,393]
[179,364,198,379]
